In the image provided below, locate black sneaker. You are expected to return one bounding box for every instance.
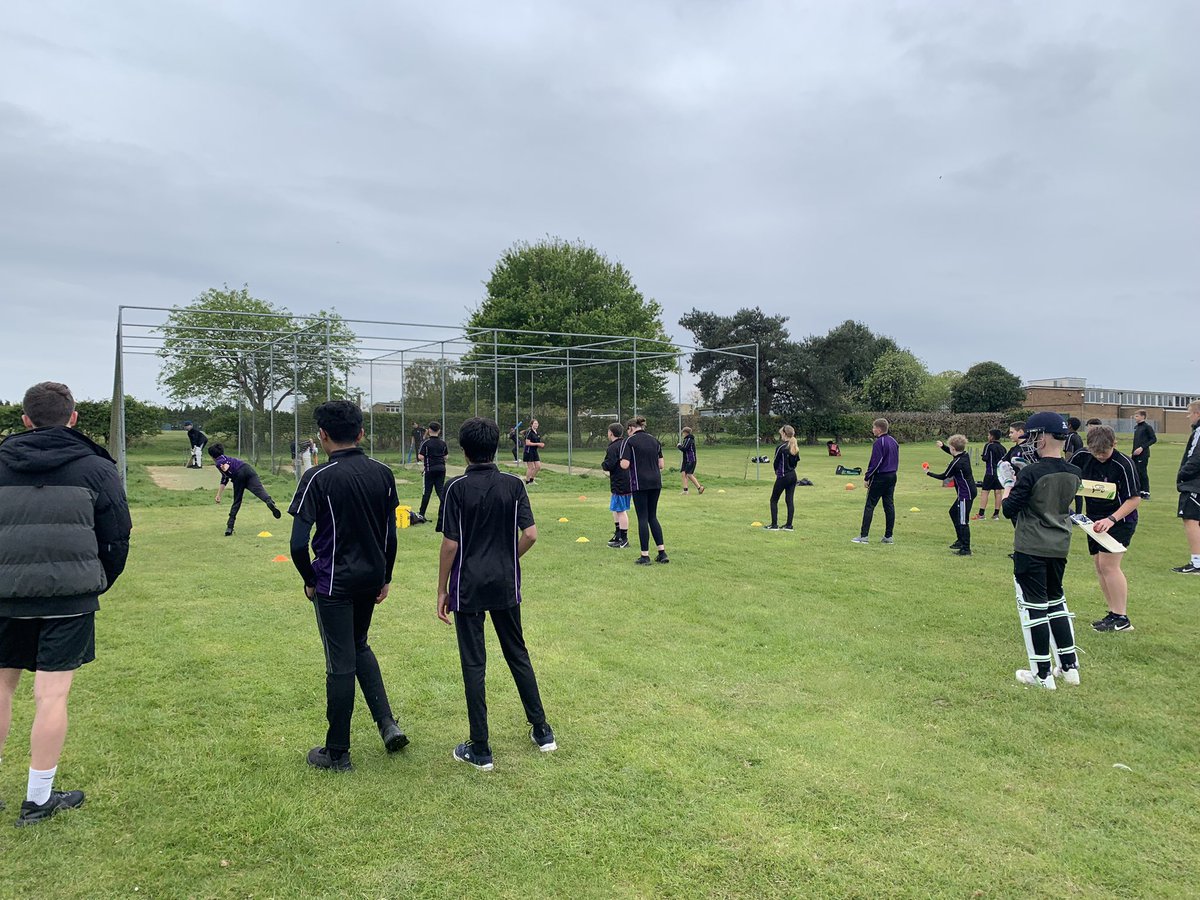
[949,541,963,550]
[453,741,494,771]
[410,513,427,525]
[781,525,794,532]
[224,527,234,537]
[1093,613,1133,632]
[1172,563,1200,574]
[15,790,85,827]
[764,524,781,531]
[608,538,629,549]
[307,746,352,771]
[955,547,972,556]
[656,551,670,564]
[271,506,282,519]
[379,717,409,753]
[635,556,653,566]
[530,723,557,752]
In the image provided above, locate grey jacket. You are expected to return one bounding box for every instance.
[0,427,132,617]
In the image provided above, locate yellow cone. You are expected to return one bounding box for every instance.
[558,517,569,523]
[258,531,272,537]
[751,521,763,527]
[575,536,590,543]
[910,507,921,512]
[717,489,727,494]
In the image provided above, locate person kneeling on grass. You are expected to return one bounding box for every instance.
[602,422,632,548]
[1069,425,1141,632]
[290,400,407,771]
[209,443,281,536]
[929,435,977,556]
[437,417,555,771]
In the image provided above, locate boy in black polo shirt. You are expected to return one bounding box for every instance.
[288,400,407,771]
[413,422,448,526]
[437,417,555,771]
[602,422,632,547]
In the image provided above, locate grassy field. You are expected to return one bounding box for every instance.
[1,431,1198,898]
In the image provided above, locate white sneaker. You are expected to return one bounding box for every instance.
[1052,666,1080,686]
[851,536,869,544]
[1015,669,1056,690]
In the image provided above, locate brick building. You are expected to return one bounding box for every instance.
[1023,378,1200,433]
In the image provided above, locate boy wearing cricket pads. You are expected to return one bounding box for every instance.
[1001,412,1083,690]
[437,417,555,771]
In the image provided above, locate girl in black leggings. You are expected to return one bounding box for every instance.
[766,425,800,531]
[619,416,669,564]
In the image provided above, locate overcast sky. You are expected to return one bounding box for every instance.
[2,0,1197,404]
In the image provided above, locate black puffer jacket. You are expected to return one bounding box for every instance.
[0,427,132,617]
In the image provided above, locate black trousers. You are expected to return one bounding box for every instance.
[420,471,446,518]
[228,466,275,529]
[860,472,896,538]
[949,496,972,548]
[631,488,664,552]
[311,592,394,752]
[1013,552,1077,678]
[1133,455,1149,495]
[511,442,519,461]
[770,473,797,527]
[454,605,547,748]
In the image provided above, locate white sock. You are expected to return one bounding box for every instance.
[1192,554,1200,568]
[27,766,56,805]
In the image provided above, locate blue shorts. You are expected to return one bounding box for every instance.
[610,493,631,512]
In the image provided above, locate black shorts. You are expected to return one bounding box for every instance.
[0,613,96,672]
[1088,521,1135,555]
[523,449,540,462]
[981,473,1003,491]
[681,462,696,474]
[1179,492,1200,522]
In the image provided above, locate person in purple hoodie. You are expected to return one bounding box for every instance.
[208,443,281,536]
[852,418,899,545]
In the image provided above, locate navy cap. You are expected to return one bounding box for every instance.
[1024,411,1069,435]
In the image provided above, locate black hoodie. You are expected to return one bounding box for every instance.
[0,426,132,617]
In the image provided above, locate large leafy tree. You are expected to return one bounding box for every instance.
[678,307,796,415]
[860,350,929,411]
[915,370,962,412]
[466,239,674,412]
[157,285,358,413]
[950,361,1025,412]
[802,320,899,403]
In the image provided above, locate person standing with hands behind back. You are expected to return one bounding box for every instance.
[621,416,668,564]
[289,400,407,771]
[853,418,898,544]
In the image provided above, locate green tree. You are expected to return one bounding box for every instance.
[950,362,1025,412]
[914,370,962,412]
[157,285,358,414]
[678,307,796,415]
[860,350,929,411]
[467,239,673,412]
[803,320,899,403]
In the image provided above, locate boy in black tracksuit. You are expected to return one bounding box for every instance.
[209,443,282,536]
[1002,412,1083,690]
[929,435,977,555]
[415,422,448,526]
[1131,410,1156,498]
[289,401,406,771]
[602,422,632,548]
[437,417,555,771]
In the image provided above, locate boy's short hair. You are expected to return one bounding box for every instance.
[988,428,1003,440]
[459,417,499,463]
[608,422,624,439]
[947,434,967,452]
[1085,417,1103,427]
[208,442,225,458]
[1067,417,1081,431]
[22,381,74,427]
[1086,424,1116,453]
[872,418,889,432]
[427,421,441,433]
[1009,422,1025,434]
[315,400,363,443]
[681,426,692,436]
[1189,400,1200,413]
[1135,409,1147,418]
[625,415,647,429]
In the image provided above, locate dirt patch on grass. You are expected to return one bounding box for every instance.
[146,466,215,491]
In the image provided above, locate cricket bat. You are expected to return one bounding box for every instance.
[1070,513,1127,553]
[1077,479,1117,500]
